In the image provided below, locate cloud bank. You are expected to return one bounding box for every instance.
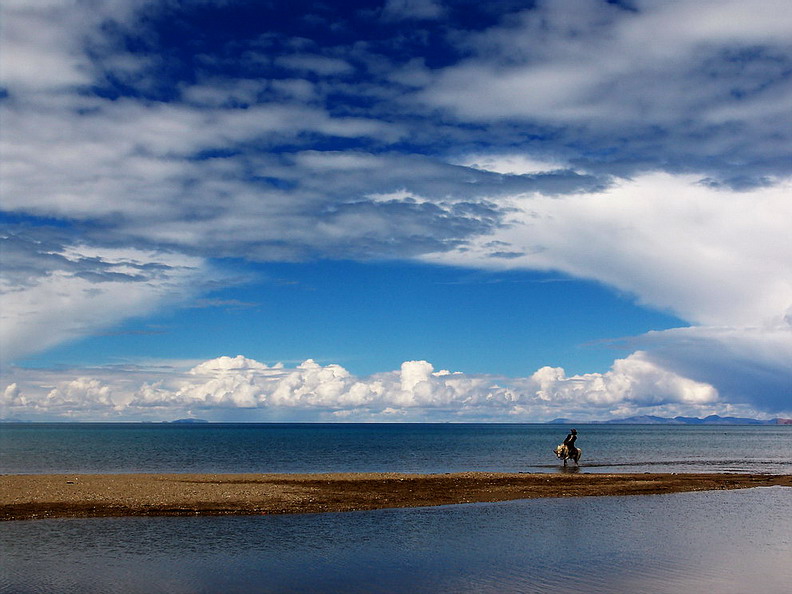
[7,353,778,423]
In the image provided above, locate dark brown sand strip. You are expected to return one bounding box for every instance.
[2,472,790,521]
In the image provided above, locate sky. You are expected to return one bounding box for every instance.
[1,0,791,422]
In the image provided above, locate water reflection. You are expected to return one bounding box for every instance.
[557,464,581,474]
[2,487,790,593]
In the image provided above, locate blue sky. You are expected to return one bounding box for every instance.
[21,260,684,377]
[1,0,790,421]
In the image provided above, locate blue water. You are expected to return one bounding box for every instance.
[2,487,791,593]
[2,424,791,592]
[1,423,790,475]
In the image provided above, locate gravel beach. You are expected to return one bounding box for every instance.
[2,472,790,521]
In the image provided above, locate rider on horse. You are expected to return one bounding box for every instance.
[563,428,578,458]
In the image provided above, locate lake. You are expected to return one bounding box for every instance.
[2,423,790,593]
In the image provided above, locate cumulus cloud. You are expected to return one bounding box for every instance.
[636,325,792,411]
[529,353,717,407]
[6,353,779,423]
[422,172,792,406]
[44,378,117,412]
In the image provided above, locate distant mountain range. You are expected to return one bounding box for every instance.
[2,415,790,425]
[549,415,792,425]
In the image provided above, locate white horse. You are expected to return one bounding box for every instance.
[554,444,582,466]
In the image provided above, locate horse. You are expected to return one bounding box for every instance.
[554,444,582,466]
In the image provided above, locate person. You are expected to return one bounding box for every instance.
[563,428,578,457]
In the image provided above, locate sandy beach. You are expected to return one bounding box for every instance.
[2,472,790,521]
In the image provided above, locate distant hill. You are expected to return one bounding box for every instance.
[603,415,773,425]
[169,418,209,424]
[549,415,789,425]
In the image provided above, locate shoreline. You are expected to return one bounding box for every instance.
[3,472,790,521]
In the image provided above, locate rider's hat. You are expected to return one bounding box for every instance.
[570,428,577,433]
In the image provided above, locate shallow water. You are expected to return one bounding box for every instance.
[2,487,790,593]
[2,423,790,474]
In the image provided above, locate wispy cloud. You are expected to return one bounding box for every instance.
[421,0,792,185]
[0,234,207,364]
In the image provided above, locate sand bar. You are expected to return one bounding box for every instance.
[2,472,790,521]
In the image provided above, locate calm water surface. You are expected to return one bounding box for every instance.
[2,487,790,593]
[2,424,791,592]
[2,423,790,474]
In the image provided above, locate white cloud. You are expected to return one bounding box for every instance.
[424,172,792,329]
[456,154,572,175]
[421,172,792,408]
[1,0,92,92]
[422,0,792,127]
[0,243,207,364]
[636,324,792,411]
[45,378,116,411]
[4,103,594,259]
[1,0,790,419]
[3,383,24,407]
[1,100,398,217]
[189,355,277,374]
[6,353,775,423]
[530,352,717,407]
[0,0,147,93]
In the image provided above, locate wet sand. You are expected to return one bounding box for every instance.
[2,472,790,521]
